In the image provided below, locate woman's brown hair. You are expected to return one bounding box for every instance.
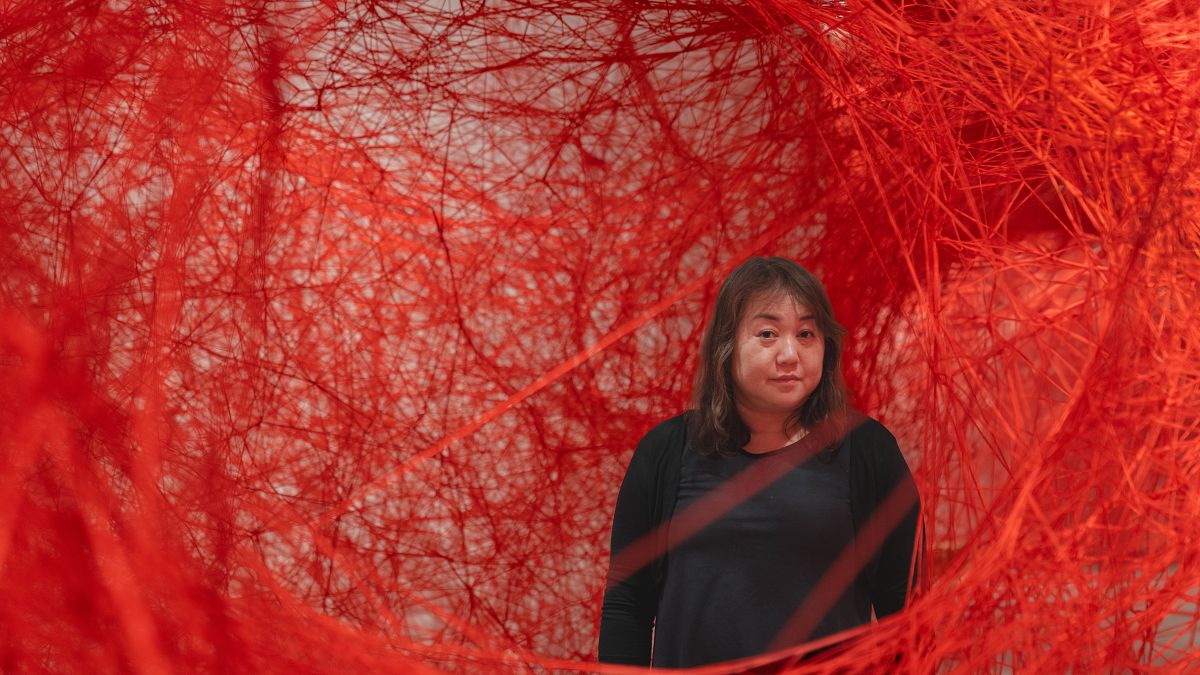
[690,257,849,455]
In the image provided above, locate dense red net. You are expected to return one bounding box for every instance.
[2,0,1197,672]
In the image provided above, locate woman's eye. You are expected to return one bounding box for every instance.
[799,330,815,339]
[757,330,776,339]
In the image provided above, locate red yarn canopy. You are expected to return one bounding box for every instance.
[1,0,1197,672]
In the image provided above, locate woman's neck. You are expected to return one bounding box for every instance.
[737,407,805,454]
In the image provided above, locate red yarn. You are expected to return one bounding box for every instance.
[1,0,1197,672]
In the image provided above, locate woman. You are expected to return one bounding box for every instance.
[599,257,921,668]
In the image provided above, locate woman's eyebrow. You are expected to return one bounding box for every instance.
[750,312,815,321]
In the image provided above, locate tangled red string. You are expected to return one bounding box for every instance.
[2,0,1197,672]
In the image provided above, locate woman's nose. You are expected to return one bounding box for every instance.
[777,337,800,364]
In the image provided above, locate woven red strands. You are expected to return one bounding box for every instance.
[1,0,1197,672]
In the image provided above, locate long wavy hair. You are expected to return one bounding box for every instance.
[690,257,850,455]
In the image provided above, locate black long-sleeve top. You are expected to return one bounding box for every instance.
[598,410,921,666]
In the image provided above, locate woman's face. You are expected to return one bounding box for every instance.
[732,292,825,421]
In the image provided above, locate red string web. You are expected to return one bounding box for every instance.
[1,0,1197,672]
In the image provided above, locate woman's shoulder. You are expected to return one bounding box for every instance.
[841,411,911,476]
[637,411,690,447]
[627,411,691,465]
[647,410,690,434]
[843,412,897,445]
